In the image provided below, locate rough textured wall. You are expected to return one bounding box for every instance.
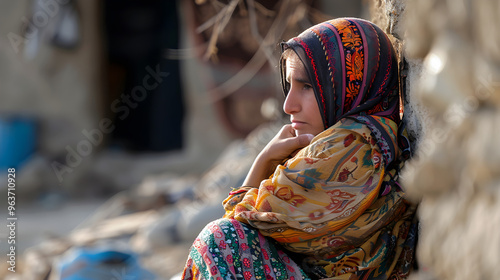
[370,0,427,152]
[372,0,500,279]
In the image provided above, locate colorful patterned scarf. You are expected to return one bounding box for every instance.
[223,18,417,279]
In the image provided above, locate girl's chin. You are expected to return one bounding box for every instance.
[293,128,303,136]
[294,128,321,137]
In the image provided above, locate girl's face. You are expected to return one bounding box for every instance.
[283,53,324,136]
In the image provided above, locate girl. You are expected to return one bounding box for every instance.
[182,18,418,280]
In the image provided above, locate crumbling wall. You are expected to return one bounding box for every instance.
[370,0,427,151]
[372,0,500,279]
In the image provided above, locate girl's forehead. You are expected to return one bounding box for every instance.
[285,54,307,78]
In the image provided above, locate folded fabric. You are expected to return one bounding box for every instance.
[224,117,417,278]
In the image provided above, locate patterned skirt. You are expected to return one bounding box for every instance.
[181,218,311,280]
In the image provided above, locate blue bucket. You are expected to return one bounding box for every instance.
[0,117,37,169]
[54,246,157,280]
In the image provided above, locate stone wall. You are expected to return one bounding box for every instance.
[371,0,500,279]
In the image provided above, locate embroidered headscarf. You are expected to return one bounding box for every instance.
[280,17,400,127]
[224,18,417,279]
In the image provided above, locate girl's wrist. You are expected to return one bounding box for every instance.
[243,155,274,187]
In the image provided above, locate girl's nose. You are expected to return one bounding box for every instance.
[283,87,300,115]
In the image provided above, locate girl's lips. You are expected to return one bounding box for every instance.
[291,121,306,130]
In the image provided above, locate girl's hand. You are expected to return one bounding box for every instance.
[243,125,314,187]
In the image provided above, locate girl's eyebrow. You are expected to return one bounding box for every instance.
[294,77,311,84]
[286,71,311,84]
[286,76,311,85]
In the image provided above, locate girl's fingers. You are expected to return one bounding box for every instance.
[262,126,314,164]
[280,133,314,153]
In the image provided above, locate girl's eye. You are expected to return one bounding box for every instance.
[303,84,313,90]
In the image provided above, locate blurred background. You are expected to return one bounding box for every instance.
[0,0,369,279]
[3,0,500,279]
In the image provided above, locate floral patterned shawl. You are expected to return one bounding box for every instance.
[223,18,417,279]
